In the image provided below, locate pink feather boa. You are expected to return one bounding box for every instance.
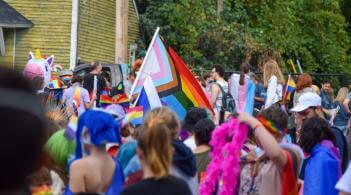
[200,118,248,195]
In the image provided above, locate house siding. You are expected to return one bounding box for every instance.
[128,0,139,46]
[77,0,116,64]
[4,0,72,70]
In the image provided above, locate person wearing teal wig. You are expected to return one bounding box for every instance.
[65,110,124,194]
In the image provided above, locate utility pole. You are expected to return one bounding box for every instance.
[116,0,129,64]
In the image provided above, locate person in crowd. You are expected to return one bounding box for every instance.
[342,88,351,115]
[121,108,192,195]
[132,59,143,73]
[193,118,215,182]
[238,105,303,195]
[331,87,350,136]
[182,108,209,150]
[291,92,349,172]
[122,108,198,194]
[228,62,255,114]
[124,71,136,96]
[320,80,336,109]
[204,72,213,93]
[210,64,228,123]
[250,73,266,111]
[293,73,314,106]
[83,61,108,107]
[0,67,46,194]
[62,76,94,117]
[263,59,285,109]
[65,110,124,194]
[298,117,341,195]
[336,162,351,195]
[27,152,66,195]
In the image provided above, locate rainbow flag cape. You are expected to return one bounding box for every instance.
[129,28,213,120]
[123,106,143,126]
[284,75,296,101]
[115,93,130,108]
[100,93,130,108]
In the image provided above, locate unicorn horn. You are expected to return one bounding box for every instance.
[35,49,42,59]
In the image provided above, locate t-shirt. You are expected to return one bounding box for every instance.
[336,162,351,193]
[254,83,266,109]
[83,73,106,106]
[239,148,301,195]
[62,84,90,116]
[121,176,192,195]
[194,150,211,182]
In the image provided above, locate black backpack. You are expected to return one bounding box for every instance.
[215,83,236,114]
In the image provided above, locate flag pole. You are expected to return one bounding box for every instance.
[129,27,160,100]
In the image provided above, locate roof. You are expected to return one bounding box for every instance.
[0,0,33,28]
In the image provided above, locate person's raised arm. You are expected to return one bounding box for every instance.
[238,112,287,168]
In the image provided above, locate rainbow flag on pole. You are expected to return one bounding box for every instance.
[129,27,213,120]
[123,106,143,126]
[284,75,296,101]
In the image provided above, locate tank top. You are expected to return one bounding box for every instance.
[215,80,228,111]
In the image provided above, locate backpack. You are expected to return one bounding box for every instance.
[216,83,236,113]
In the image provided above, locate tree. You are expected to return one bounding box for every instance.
[137,0,351,80]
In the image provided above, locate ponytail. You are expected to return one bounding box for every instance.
[239,62,250,86]
[138,118,173,179]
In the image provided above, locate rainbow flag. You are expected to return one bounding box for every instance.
[284,75,296,101]
[123,106,143,126]
[100,93,130,108]
[130,28,213,120]
[115,93,130,108]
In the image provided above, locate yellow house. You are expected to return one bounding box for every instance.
[0,0,140,70]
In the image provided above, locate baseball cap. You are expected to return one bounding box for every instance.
[290,92,321,112]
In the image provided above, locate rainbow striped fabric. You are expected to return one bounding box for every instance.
[130,31,213,120]
[100,93,130,108]
[123,106,143,126]
[284,75,296,101]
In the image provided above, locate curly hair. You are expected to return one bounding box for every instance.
[296,73,312,91]
[298,116,336,153]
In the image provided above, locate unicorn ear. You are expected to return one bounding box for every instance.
[28,52,34,61]
[46,55,55,67]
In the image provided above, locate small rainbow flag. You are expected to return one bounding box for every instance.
[284,75,296,101]
[123,106,143,126]
[48,78,63,89]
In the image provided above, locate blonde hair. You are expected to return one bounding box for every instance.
[335,87,349,103]
[139,108,180,179]
[263,59,285,87]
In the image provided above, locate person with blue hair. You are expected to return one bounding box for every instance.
[65,110,124,194]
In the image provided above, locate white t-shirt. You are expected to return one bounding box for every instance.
[336,162,351,193]
[265,75,283,109]
[184,136,196,151]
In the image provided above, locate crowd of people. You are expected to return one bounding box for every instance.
[1,57,351,195]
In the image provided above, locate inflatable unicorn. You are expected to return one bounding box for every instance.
[23,49,54,91]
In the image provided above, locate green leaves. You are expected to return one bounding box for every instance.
[138,0,351,77]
